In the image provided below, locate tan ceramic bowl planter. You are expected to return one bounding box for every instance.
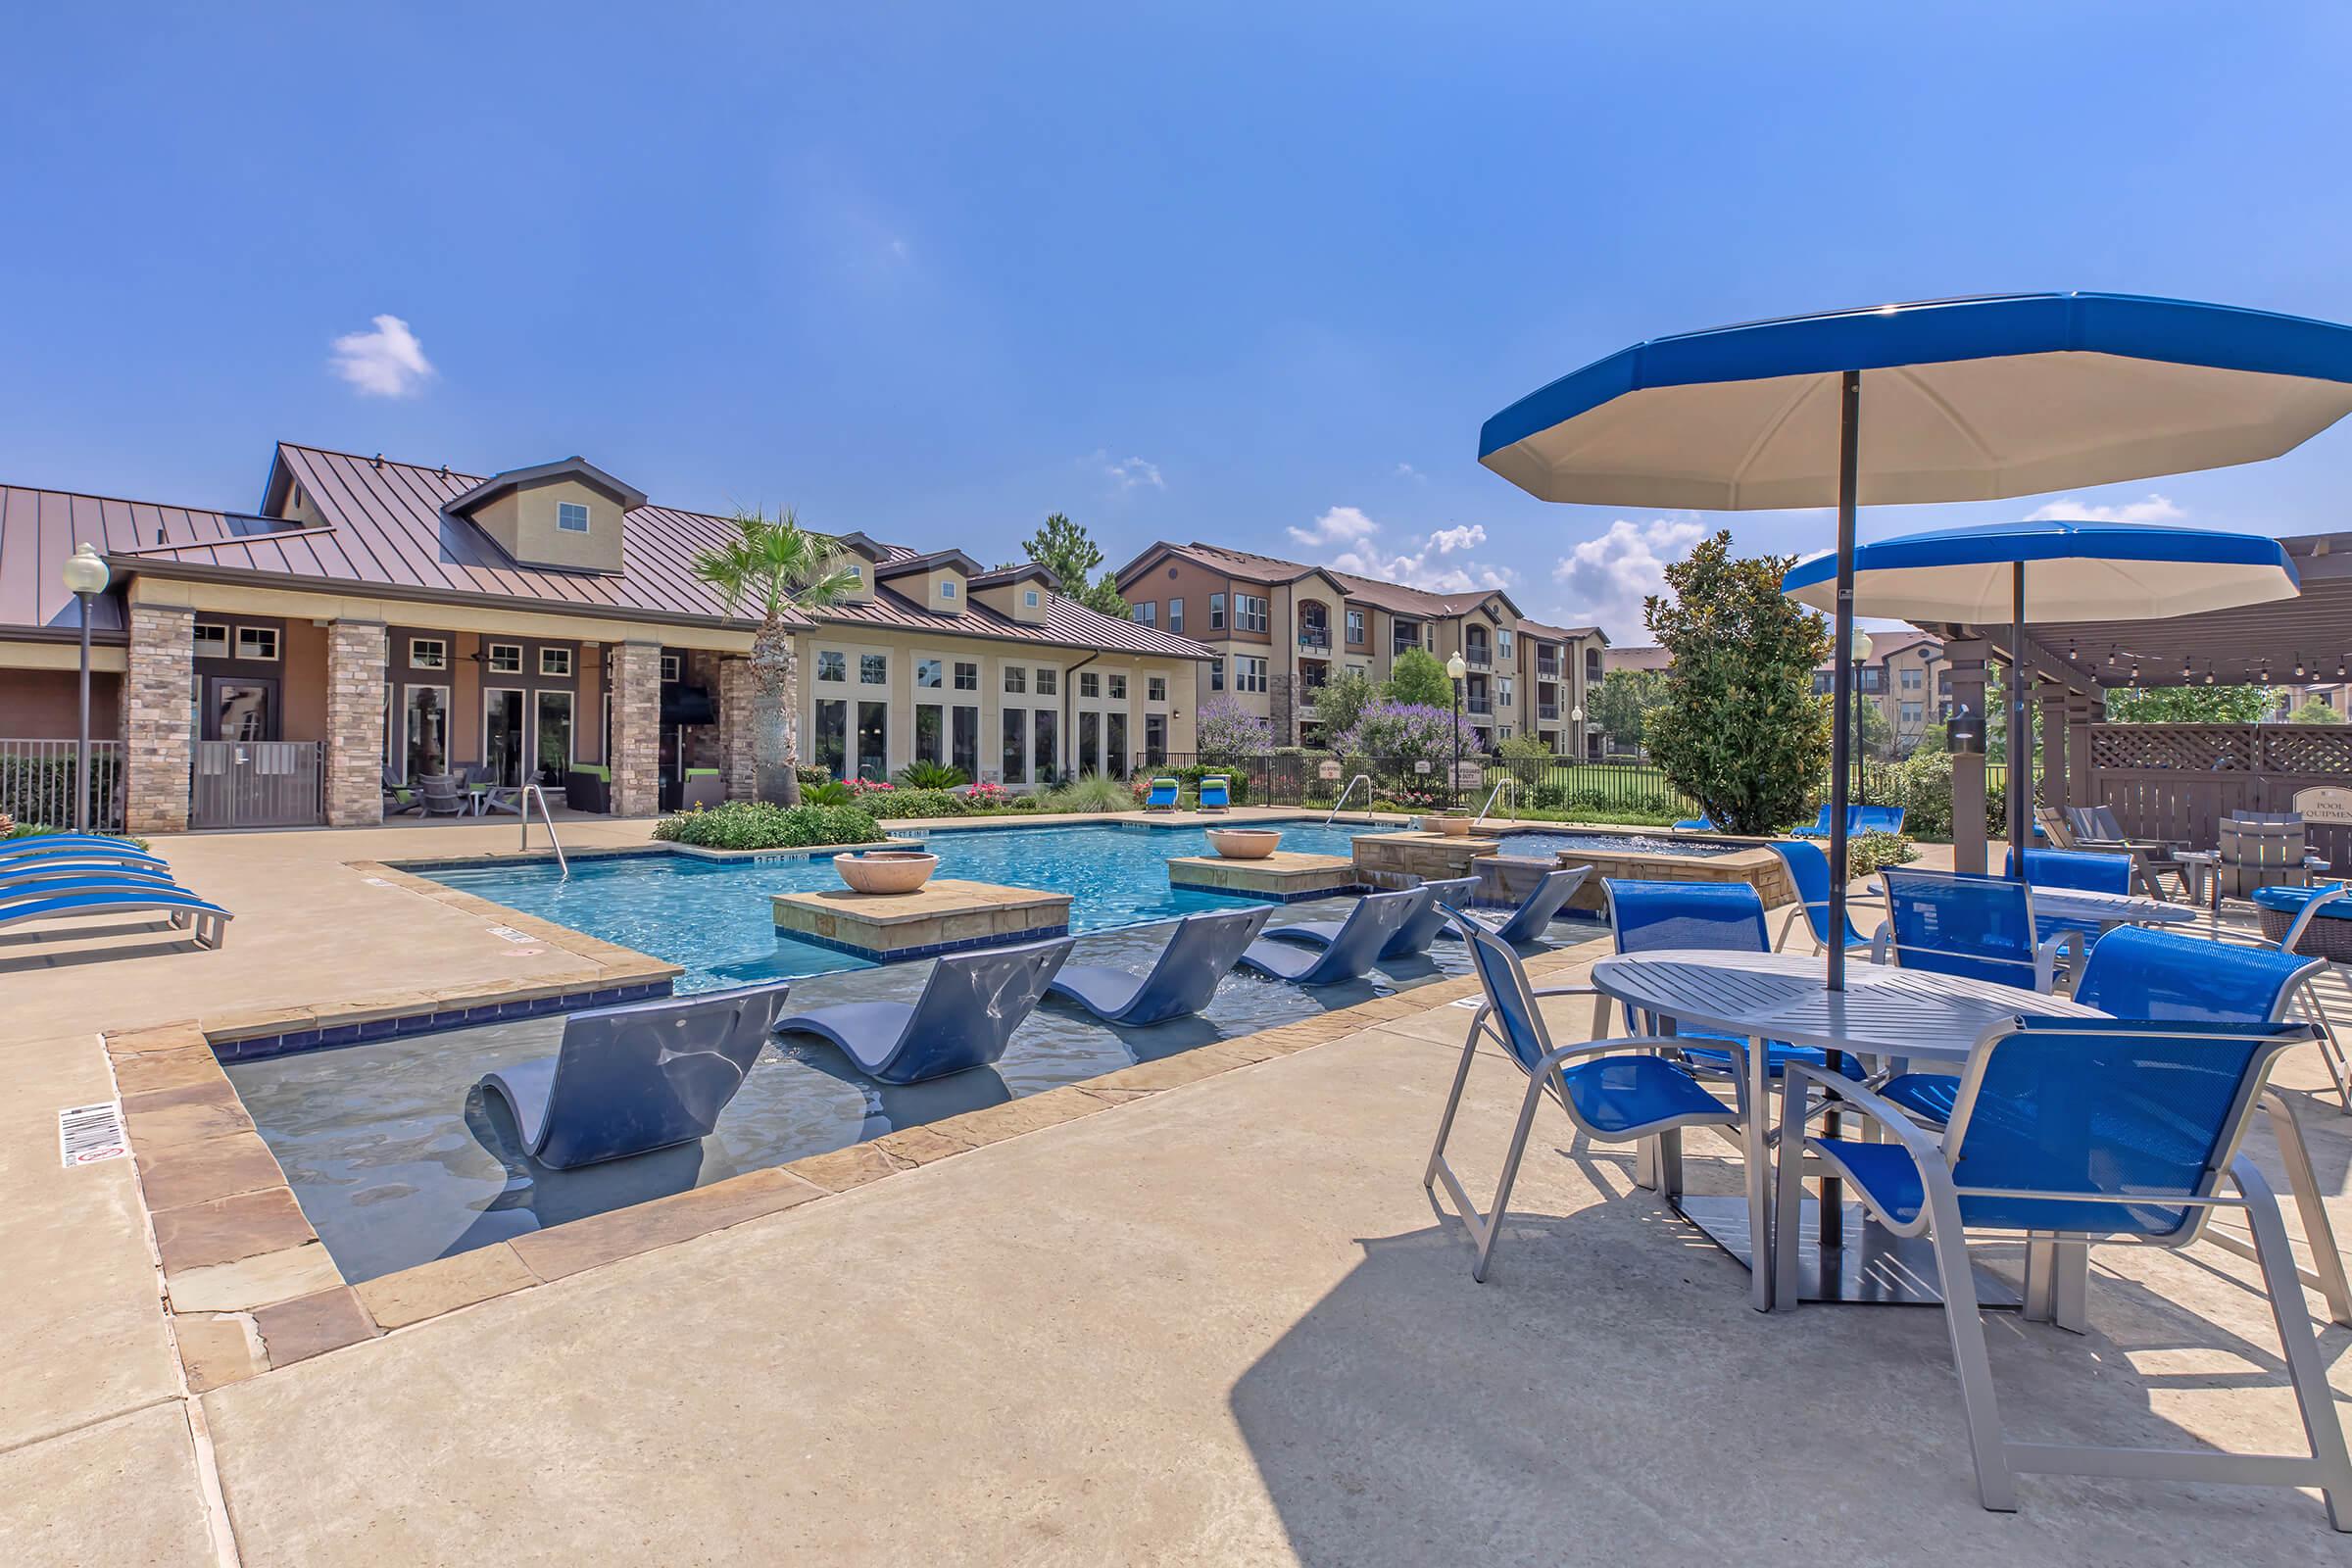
[1431,813,1474,839]
[1205,828,1283,860]
[834,849,940,894]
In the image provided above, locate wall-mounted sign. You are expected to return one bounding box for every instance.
[2294,786,2352,825]
[1317,760,1343,782]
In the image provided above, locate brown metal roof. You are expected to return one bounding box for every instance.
[813,584,1212,660]
[1119,539,1539,623]
[0,482,263,637]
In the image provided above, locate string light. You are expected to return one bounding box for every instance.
[2295,656,2308,679]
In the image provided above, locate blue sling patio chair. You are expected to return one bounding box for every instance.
[1043,906,1271,1025]
[2005,846,2132,894]
[1197,774,1232,811]
[1265,876,1477,960]
[1236,886,1425,986]
[1440,862,1591,945]
[1875,866,2081,994]
[1765,840,1876,957]
[2251,882,2352,1111]
[774,936,1074,1084]
[478,981,792,1170]
[1142,777,1180,811]
[1602,878,1862,1086]
[1426,906,1739,1281]
[1774,1016,2352,1530]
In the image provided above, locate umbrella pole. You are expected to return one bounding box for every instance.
[1827,369,1859,993]
[2010,563,2029,877]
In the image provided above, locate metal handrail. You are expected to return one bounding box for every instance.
[1474,776,1518,827]
[1325,772,1374,826]
[520,783,568,879]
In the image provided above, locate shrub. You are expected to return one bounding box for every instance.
[795,764,831,789]
[1039,772,1134,812]
[1847,829,1919,881]
[1886,749,2006,843]
[962,780,1011,809]
[858,788,967,820]
[895,760,969,789]
[1332,702,1481,766]
[652,800,880,851]
[1196,698,1273,760]
[1008,792,1047,812]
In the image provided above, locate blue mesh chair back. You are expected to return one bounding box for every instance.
[1198,775,1231,808]
[1944,1016,2310,1239]
[1446,905,1552,1075]
[1767,840,1868,951]
[1881,867,2037,986]
[1854,805,1906,835]
[2074,926,2317,1024]
[2005,847,2132,894]
[1604,878,1768,956]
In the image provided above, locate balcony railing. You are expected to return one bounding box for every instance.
[1539,704,1561,721]
[1466,697,1494,715]
[1535,658,1560,679]
[1298,626,1331,651]
[1463,648,1493,670]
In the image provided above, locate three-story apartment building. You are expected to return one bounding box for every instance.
[1112,542,1607,757]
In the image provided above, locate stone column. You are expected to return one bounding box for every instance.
[324,619,387,827]
[1945,636,1989,874]
[122,604,194,835]
[718,657,757,801]
[609,640,663,816]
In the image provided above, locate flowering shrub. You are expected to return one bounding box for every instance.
[962,781,1010,808]
[847,778,897,796]
[1196,698,1273,760]
[1333,702,1481,764]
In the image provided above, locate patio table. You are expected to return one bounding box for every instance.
[2028,886,2198,932]
[1589,950,2103,1314]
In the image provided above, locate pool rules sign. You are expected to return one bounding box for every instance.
[58,1102,128,1168]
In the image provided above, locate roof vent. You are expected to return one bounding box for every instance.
[371,453,383,468]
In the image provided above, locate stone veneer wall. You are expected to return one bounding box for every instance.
[718,656,757,801]
[324,620,387,826]
[122,604,194,834]
[609,639,662,816]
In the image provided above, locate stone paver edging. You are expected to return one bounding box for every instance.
[105,932,1610,1398]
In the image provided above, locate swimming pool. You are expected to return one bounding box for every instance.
[417,819,1400,991]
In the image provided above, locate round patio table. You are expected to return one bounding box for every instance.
[1590,950,2105,1314]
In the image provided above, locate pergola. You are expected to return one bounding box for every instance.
[1926,528,2352,872]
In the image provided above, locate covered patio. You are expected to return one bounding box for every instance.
[1930,528,2352,875]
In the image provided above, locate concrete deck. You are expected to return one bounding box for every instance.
[8,816,2352,1564]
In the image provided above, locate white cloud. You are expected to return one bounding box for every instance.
[1097,453,1164,493]
[2024,493,2184,524]
[1392,462,1426,483]
[1319,513,1515,593]
[1288,505,1382,547]
[1550,516,1707,638]
[327,314,434,398]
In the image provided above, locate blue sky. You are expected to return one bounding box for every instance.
[6,3,2351,639]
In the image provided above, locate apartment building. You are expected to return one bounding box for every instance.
[1608,632,1947,758]
[1111,541,1607,757]
[0,444,1210,831]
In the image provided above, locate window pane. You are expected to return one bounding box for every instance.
[915,705,943,766]
[1107,673,1126,699]
[954,662,978,691]
[1004,666,1026,694]
[1210,593,1225,628]
[1034,710,1057,780]
[814,700,847,780]
[860,654,888,686]
[1001,709,1027,782]
[485,689,525,787]
[816,651,846,683]
[406,687,449,779]
[1168,598,1184,634]
[1036,667,1056,696]
[1078,711,1100,774]
[533,692,570,787]
[917,658,943,689]
[1148,676,1165,702]
[856,701,888,780]
[952,706,979,776]
[1079,672,1099,698]
[1105,712,1127,778]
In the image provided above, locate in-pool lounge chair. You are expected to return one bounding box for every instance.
[1267,876,1477,960]
[1443,863,1591,945]
[1237,886,1425,985]
[478,982,792,1169]
[1790,804,1850,839]
[1143,777,1180,812]
[774,937,1074,1083]
[1197,775,1232,811]
[1671,814,1723,832]
[1044,906,1271,1025]
[1854,804,1906,835]
[0,879,232,949]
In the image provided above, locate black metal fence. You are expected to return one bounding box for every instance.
[0,739,123,831]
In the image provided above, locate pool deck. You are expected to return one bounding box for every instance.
[10,816,2352,1563]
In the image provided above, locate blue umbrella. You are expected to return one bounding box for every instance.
[1480,292,2352,988]
[1784,519,2300,872]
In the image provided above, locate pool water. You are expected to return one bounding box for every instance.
[417,819,1401,992]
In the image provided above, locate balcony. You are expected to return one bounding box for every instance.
[1538,704,1560,721]
[1298,626,1331,652]
[1535,657,1560,679]
[1463,646,1493,671]
[1466,697,1494,716]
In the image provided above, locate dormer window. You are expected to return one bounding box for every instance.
[1024,590,1041,608]
[845,564,863,583]
[557,501,590,534]
[941,580,957,600]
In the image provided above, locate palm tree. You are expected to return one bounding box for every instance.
[691,509,863,805]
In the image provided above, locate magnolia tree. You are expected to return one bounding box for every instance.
[1333,701,1483,764]
[1195,698,1274,760]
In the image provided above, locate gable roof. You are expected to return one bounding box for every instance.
[439,456,648,517]
[874,547,983,580]
[809,584,1211,659]
[1116,539,1538,622]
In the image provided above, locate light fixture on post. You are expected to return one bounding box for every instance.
[1569,704,1585,760]
[1849,629,1873,805]
[60,542,111,834]
[1445,651,1468,810]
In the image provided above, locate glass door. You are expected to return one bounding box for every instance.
[1105,712,1128,778]
[209,679,275,743]
[952,706,979,778]
[533,691,573,788]
[813,700,847,780]
[406,685,451,779]
[484,689,525,787]
[856,702,888,781]
[1078,711,1101,775]
[914,704,944,768]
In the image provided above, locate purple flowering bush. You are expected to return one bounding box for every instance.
[1196,698,1273,760]
[1332,701,1482,764]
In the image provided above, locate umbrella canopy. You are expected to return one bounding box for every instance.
[1480,291,2352,990]
[1782,519,2301,622]
[1480,293,2352,508]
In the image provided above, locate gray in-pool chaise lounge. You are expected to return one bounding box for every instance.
[1264,876,1477,959]
[773,937,1075,1084]
[478,981,793,1169]
[1043,906,1272,1025]
[1439,863,1591,945]
[1237,886,1426,985]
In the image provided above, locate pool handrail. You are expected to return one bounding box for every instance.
[521,782,568,879]
[1324,773,1374,827]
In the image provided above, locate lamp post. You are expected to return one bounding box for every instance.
[1569,705,1585,761]
[1446,651,1468,809]
[1849,628,1874,808]
[61,544,111,833]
